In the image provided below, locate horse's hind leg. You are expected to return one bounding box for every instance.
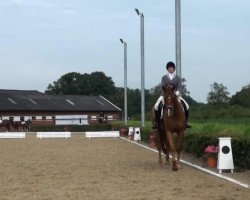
[158,149,162,165]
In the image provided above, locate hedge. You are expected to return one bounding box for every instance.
[184,132,250,169]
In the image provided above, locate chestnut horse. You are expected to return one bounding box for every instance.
[151,84,186,170]
[162,83,186,171]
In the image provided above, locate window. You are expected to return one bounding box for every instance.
[66,99,75,105]
[28,98,37,105]
[7,98,17,104]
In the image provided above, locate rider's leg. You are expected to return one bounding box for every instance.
[180,97,191,129]
[152,96,164,129]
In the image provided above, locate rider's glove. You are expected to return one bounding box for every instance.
[175,90,181,96]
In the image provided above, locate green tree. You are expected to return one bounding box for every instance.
[46,72,83,95]
[87,71,116,96]
[207,82,230,104]
[230,84,250,107]
[45,71,116,97]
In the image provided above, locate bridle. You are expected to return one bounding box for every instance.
[165,94,175,117]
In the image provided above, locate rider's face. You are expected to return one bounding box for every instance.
[167,66,175,73]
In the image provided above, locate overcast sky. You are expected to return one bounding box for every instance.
[0,0,249,103]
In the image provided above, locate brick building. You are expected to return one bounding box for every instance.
[0,89,121,128]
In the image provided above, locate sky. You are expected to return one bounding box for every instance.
[0,0,249,103]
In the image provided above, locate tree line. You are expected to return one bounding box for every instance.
[45,71,250,120]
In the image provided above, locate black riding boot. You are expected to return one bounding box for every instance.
[185,109,191,129]
[152,110,159,130]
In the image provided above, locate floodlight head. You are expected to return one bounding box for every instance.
[135,8,140,15]
[120,39,124,43]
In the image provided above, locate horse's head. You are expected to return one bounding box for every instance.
[162,83,176,117]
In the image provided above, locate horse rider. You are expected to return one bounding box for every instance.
[152,61,191,130]
[20,116,25,125]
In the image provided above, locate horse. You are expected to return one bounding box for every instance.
[12,119,32,131]
[151,84,186,170]
[162,83,186,171]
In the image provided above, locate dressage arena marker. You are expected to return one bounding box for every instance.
[134,127,141,141]
[37,132,71,139]
[120,137,249,189]
[0,132,26,139]
[217,137,234,173]
[85,131,120,138]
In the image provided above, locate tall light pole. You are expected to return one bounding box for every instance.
[120,39,128,125]
[135,8,145,127]
[175,0,181,78]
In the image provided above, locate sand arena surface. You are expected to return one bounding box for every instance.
[0,134,249,200]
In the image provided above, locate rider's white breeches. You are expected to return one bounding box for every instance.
[180,96,189,110]
[154,96,164,110]
[154,95,189,110]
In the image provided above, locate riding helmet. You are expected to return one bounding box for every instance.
[166,61,176,69]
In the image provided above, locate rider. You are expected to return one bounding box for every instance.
[20,116,25,125]
[152,61,191,130]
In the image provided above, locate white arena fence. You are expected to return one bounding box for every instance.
[0,132,26,139]
[37,132,71,139]
[85,131,120,138]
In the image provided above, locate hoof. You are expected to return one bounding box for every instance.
[177,164,181,170]
[165,160,170,165]
[172,161,179,171]
[172,166,178,171]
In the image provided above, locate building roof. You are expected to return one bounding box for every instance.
[0,89,121,112]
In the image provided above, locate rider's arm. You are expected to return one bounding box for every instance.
[175,76,182,96]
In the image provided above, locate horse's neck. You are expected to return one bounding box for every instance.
[173,99,184,115]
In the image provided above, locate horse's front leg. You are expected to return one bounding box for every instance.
[165,130,178,171]
[176,130,184,170]
[165,140,170,165]
[156,140,163,165]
